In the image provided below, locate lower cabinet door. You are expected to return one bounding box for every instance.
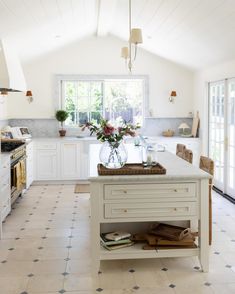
[60,143,81,179]
[36,150,58,180]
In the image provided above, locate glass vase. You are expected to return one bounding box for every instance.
[99,141,128,169]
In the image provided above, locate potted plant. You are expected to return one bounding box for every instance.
[55,110,69,137]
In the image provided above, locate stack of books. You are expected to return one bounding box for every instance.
[100,231,134,251]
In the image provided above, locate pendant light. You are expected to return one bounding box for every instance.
[121,0,143,73]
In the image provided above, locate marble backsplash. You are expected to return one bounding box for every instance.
[0,119,9,130]
[8,118,194,138]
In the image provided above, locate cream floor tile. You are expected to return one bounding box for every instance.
[68,247,90,259]
[45,228,72,238]
[18,228,46,239]
[41,236,70,248]
[174,285,214,294]
[0,260,34,276]
[165,269,206,288]
[201,267,235,284]
[64,274,94,291]
[211,283,235,294]
[27,274,64,293]
[66,259,91,274]
[133,270,169,288]
[0,276,29,294]
[126,287,175,294]
[32,259,67,274]
[38,247,69,260]
[98,271,135,290]
[0,239,15,250]
[7,248,39,261]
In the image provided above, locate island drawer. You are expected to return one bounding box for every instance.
[104,183,196,200]
[104,202,197,219]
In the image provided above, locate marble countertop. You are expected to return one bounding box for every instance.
[31,135,200,142]
[32,136,97,142]
[89,144,210,181]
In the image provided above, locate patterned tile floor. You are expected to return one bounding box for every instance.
[0,185,235,294]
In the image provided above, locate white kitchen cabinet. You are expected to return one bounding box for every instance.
[60,142,81,179]
[0,154,11,239]
[0,96,8,120]
[26,141,34,188]
[35,143,59,180]
[81,140,100,180]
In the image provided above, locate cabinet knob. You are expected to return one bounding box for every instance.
[124,209,127,213]
[174,208,177,211]
[174,189,178,192]
[123,190,127,194]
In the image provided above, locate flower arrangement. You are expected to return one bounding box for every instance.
[82,118,140,169]
[81,118,140,145]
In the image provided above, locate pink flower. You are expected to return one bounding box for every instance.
[103,126,115,135]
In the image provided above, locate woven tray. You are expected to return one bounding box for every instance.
[97,163,166,175]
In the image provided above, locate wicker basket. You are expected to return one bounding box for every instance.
[97,163,166,175]
[162,129,174,137]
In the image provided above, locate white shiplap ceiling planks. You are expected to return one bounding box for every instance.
[0,0,235,69]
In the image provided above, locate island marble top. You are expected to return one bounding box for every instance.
[89,144,211,182]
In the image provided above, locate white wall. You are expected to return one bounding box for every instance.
[7,35,194,119]
[194,58,235,153]
[0,96,8,120]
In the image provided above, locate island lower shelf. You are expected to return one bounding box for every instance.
[100,243,199,260]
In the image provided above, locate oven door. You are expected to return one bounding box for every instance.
[11,155,27,204]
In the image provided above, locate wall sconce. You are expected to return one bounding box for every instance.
[169,90,177,103]
[26,90,33,103]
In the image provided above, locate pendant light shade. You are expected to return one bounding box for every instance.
[130,28,143,44]
[121,47,129,59]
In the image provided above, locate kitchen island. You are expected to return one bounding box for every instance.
[89,144,211,275]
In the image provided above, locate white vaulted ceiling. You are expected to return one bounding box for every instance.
[1,0,235,69]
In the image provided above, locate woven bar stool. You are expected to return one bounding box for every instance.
[182,149,193,164]
[200,156,214,245]
[176,144,186,159]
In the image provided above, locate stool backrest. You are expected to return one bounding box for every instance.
[182,149,193,164]
[199,156,214,184]
[176,144,186,159]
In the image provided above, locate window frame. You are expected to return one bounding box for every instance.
[55,74,149,129]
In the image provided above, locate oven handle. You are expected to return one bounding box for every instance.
[11,155,27,166]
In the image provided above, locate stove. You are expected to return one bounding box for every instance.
[1,141,25,152]
[1,140,26,204]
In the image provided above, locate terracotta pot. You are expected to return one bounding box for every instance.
[59,129,66,137]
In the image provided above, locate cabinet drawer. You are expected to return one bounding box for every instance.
[36,142,57,150]
[104,202,197,219]
[104,183,196,201]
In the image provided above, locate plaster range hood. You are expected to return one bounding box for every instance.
[0,39,27,93]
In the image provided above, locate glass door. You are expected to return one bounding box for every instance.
[209,81,225,191]
[209,79,235,199]
[227,80,235,197]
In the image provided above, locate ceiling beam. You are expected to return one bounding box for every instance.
[97,0,117,36]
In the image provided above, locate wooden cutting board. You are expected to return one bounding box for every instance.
[191,111,200,137]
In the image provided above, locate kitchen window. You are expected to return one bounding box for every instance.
[58,76,147,127]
